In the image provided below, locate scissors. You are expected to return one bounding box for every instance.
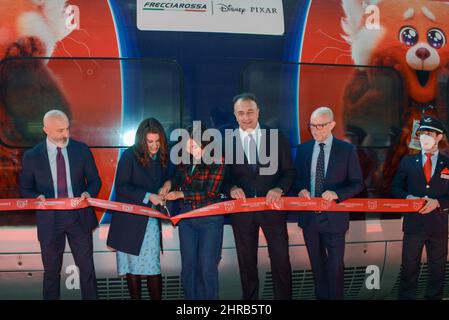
[159,201,171,218]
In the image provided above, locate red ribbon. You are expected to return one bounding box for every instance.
[0,197,426,225]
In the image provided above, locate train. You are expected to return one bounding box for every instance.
[1,0,449,299]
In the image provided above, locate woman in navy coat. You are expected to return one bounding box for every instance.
[107,118,170,300]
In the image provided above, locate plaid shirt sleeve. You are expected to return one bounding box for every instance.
[183,163,225,202]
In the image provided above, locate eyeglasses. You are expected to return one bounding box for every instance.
[309,121,332,130]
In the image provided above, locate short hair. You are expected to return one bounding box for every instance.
[232,92,259,106]
[311,106,334,121]
[43,110,69,127]
[185,122,212,150]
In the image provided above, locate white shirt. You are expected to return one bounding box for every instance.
[310,135,333,197]
[46,138,74,198]
[239,123,261,164]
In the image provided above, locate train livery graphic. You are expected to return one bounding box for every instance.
[1,0,449,299]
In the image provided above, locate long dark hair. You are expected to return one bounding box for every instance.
[133,118,168,168]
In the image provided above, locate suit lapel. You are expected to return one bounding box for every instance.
[237,127,258,177]
[235,129,249,165]
[258,127,269,170]
[66,140,76,185]
[431,153,448,183]
[39,142,55,197]
[190,163,202,179]
[325,139,339,181]
[413,153,427,185]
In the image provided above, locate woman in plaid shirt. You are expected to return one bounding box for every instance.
[163,123,225,300]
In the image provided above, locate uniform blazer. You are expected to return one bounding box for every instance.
[19,139,101,244]
[294,138,364,233]
[392,152,449,236]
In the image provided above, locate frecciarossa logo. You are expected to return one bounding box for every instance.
[142,2,207,11]
[137,0,284,35]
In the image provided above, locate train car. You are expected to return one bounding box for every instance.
[1,0,449,300]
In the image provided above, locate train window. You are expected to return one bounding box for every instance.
[0,57,182,226]
[241,61,404,221]
[241,62,302,145]
[0,57,182,148]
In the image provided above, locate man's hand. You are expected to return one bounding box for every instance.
[165,191,184,201]
[80,192,91,201]
[298,189,311,199]
[266,188,283,205]
[322,190,338,202]
[37,195,45,201]
[159,181,171,197]
[419,198,440,214]
[230,186,246,200]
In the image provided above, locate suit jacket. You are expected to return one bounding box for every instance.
[391,152,449,236]
[19,138,102,244]
[294,138,364,233]
[222,125,296,211]
[107,147,168,255]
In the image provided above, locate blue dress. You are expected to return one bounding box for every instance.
[116,216,161,276]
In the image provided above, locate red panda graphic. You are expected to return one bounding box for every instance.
[0,0,72,210]
[341,0,449,195]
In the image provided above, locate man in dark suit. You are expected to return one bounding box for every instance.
[19,110,101,300]
[294,106,363,300]
[392,116,449,300]
[222,93,296,300]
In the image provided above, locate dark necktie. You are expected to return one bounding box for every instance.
[248,133,258,172]
[423,153,432,183]
[57,147,68,198]
[315,143,325,197]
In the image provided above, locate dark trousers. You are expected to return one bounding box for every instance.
[178,203,224,300]
[399,232,448,300]
[39,212,97,300]
[302,214,346,300]
[230,211,292,300]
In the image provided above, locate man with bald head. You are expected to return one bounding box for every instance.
[294,106,363,300]
[20,110,101,300]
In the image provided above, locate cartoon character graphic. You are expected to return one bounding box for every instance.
[340,0,449,195]
[0,0,73,202]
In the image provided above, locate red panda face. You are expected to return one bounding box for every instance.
[373,0,449,102]
[342,0,449,103]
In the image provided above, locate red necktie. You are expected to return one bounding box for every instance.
[424,153,432,183]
